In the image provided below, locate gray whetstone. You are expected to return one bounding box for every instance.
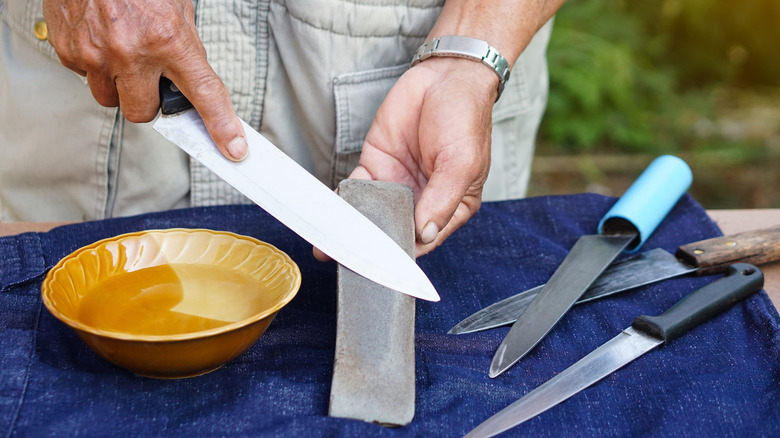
[328,179,416,426]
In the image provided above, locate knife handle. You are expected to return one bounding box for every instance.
[676,225,780,276]
[598,155,692,252]
[159,77,194,115]
[631,263,763,343]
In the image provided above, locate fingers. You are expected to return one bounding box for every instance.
[115,73,161,122]
[412,163,485,257]
[169,70,248,161]
[312,247,332,262]
[415,200,480,258]
[86,72,120,108]
[42,0,246,161]
[347,165,374,181]
[411,133,489,256]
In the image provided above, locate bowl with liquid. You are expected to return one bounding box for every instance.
[41,228,301,379]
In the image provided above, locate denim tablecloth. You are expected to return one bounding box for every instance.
[1,194,779,437]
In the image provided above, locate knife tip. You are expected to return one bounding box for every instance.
[393,274,440,302]
[447,326,473,335]
[416,292,441,302]
[489,345,512,378]
[408,275,440,302]
[488,361,512,378]
[418,283,441,302]
[490,349,534,378]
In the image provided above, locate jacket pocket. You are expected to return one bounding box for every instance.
[330,63,408,186]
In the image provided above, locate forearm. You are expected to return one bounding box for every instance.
[428,0,565,65]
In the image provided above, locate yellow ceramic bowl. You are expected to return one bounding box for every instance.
[41,228,301,379]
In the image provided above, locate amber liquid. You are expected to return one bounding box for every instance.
[77,264,274,336]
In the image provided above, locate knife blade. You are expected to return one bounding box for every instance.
[489,155,692,378]
[152,78,439,302]
[465,263,764,438]
[450,225,780,334]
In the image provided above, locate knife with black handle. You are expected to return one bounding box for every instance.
[450,225,780,335]
[465,263,764,438]
[153,78,440,302]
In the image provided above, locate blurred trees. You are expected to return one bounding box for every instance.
[539,0,780,153]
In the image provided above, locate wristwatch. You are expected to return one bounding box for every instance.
[410,35,511,101]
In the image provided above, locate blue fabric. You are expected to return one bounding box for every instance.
[1,194,778,437]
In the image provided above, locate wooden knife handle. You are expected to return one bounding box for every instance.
[676,225,780,275]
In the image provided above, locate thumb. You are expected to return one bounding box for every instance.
[412,140,488,256]
[413,167,481,256]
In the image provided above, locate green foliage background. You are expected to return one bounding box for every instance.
[539,0,780,154]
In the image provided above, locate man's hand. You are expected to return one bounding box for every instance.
[349,57,497,258]
[343,0,566,259]
[42,0,247,160]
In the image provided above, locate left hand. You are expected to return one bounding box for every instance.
[315,0,566,262]
[348,57,498,258]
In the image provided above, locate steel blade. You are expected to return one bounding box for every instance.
[467,327,661,438]
[449,284,543,335]
[450,248,695,334]
[153,110,440,302]
[489,234,634,377]
[469,263,764,437]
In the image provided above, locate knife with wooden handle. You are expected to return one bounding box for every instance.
[449,226,780,335]
[676,225,780,274]
[465,263,764,438]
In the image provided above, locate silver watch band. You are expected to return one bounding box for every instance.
[410,35,511,101]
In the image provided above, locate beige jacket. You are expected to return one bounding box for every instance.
[0,0,552,222]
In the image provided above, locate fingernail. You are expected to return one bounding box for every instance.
[227,137,248,161]
[420,222,439,244]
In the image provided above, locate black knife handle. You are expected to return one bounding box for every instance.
[159,77,193,115]
[632,263,763,343]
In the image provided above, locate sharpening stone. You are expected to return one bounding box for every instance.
[328,179,416,426]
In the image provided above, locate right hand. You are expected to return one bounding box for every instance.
[42,0,248,161]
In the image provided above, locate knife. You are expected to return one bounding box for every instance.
[465,263,764,438]
[152,78,439,302]
[489,155,692,378]
[450,226,780,334]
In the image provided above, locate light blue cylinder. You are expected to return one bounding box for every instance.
[598,155,693,252]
